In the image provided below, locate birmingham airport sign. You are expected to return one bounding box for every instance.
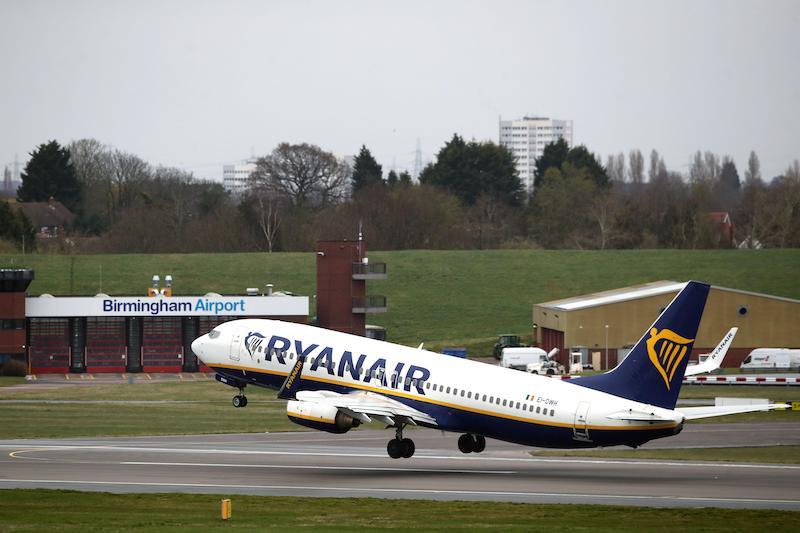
[25,296,309,318]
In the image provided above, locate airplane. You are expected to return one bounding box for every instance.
[685,326,737,376]
[190,281,787,458]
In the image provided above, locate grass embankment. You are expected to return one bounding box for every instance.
[0,380,795,440]
[0,490,798,531]
[3,249,799,353]
[529,445,800,464]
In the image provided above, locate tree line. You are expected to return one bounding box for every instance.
[2,136,799,253]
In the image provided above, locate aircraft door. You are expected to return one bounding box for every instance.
[229,328,243,361]
[573,401,591,442]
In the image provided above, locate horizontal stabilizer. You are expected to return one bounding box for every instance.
[606,408,681,423]
[677,403,790,420]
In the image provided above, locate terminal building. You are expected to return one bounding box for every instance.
[533,281,800,370]
[0,240,387,375]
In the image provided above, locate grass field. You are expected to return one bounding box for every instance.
[0,490,798,532]
[0,380,795,439]
[2,249,798,352]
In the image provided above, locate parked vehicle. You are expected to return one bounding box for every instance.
[500,347,563,375]
[740,348,800,371]
[493,334,522,359]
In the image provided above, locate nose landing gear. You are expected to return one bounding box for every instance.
[232,386,248,408]
[387,425,415,458]
[458,433,486,454]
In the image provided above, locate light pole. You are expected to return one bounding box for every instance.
[604,324,609,370]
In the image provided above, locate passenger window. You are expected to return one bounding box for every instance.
[536,406,541,414]
[453,388,458,395]
[467,392,472,399]
[482,394,487,402]
[424,382,430,389]
[516,402,520,409]
[502,399,507,407]
[446,386,451,394]
[496,397,501,404]
[439,385,444,392]
[550,409,555,416]
[489,396,494,403]
[460,390,465,397]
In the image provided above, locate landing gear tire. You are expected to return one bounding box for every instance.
[401,438,415,458]
[473,435,486,453]
[458,433,475,454]
[387,439,403,459]
[387,438,416,459]
[232,394,247,408]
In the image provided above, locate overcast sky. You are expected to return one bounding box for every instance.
[1,0,798,182]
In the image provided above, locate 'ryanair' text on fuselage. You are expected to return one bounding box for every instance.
[246,332,431,395]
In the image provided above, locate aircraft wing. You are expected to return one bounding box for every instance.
[295,389,437,426]
[676,403,790,420]
[684,327,737,376]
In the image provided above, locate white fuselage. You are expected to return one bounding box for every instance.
[192,319,683,448]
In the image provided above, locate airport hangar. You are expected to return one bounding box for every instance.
[0,240,387,374]
[533,280,800,370]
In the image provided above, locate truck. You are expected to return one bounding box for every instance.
[740,348,800,371]
[500,347,563,375]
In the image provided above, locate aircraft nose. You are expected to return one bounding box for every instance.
[191,334,207,362]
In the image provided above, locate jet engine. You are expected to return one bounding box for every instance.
[286,400,361,434]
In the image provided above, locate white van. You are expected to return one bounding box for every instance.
[500,347,548,370]
[501,347,563,374]
[740,348,800,371]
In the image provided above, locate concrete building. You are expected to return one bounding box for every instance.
[499,116,573,195]
[222,162,257,196]
[532,280,799,370]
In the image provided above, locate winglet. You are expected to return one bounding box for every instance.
[684,327,738,376]
[277,353,307,400]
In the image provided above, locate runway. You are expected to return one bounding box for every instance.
[2,424,799,510]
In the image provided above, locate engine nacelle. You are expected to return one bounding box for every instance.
[286,400,361,434]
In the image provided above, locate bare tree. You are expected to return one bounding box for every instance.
[648,149,667,182]
[243,178,289,253]
[690,151,721,183]
[251,143,348,209]
[606,153,625,182]
[69,138,115,226]
[111,151,150,216]
[627,149,644,184]
[744,151,761,183]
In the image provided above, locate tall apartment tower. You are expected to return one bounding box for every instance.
[499,116,573,195]
[222,162,257,197]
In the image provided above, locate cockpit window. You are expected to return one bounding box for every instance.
[208,329,221,339]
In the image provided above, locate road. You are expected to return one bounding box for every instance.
[2,423,799,510]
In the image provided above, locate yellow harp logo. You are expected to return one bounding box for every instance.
[646,328,694,390]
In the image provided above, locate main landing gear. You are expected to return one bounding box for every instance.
[387,425,415,459]
[458,433,486,454]
[232,386,248,408]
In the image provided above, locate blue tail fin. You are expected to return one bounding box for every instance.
[573,281,710,409]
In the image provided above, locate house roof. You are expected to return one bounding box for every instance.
[17,199,75,228]
[537,280,799,311]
